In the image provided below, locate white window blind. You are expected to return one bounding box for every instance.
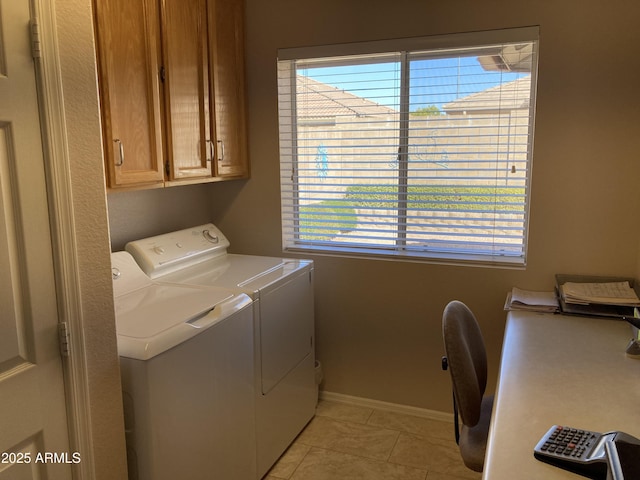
[278,28,538,265]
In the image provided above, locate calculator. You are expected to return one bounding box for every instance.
[533,425,610,479]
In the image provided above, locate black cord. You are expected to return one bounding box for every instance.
[453,391,460,445]
[442,356,460,445]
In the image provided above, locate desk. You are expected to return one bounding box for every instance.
[483,312,640,479]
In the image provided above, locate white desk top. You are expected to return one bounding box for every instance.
[483,312,640,479]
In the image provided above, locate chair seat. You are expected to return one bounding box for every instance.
[459,395,494,472]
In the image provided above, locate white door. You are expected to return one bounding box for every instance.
[0,0,72,478]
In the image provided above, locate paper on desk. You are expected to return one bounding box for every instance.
[511,287,559,307]
[505,287,559,312]
[561,281,640,306]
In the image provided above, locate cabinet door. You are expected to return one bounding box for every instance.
[94,0,165,189]
[209,0,250,179]
[162,0,214,182]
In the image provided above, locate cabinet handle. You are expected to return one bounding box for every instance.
[114,139,124,166]
[206,140,214,163]
[217,139,225,163]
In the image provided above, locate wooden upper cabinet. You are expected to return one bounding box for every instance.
[209,0,250,179]
[94,0,165,189]
[94,0,248,190]
[162,0,215,182]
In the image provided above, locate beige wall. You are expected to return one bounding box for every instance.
[207,0,640,412]
[108,185,213,251]
[54,0,127,477]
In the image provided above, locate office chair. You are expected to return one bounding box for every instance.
[441,300,493,472]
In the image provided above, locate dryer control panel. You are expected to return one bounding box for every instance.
[126,224,230,278]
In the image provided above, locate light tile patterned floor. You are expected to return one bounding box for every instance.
[265,399,483,480]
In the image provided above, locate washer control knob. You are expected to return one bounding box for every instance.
[153,246,165,255]
[112,267,121,280]
[203,229,219,244]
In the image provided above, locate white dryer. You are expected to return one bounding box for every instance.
[125,224,316,479]
[111,251,256,480]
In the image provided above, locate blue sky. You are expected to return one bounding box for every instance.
[301,56,523,111]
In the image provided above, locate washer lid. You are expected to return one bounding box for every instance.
[156,254,312,296]
[111,252,249,360]
[114,281,234,339]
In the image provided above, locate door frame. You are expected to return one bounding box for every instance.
[31,0,94,477]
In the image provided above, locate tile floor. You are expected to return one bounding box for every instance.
[265,399,483,480]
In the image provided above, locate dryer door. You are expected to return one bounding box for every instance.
[259,268,314,394]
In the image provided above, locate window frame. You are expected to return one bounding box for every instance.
[277,27,539,267]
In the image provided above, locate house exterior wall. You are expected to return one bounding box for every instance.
[292,108,529,249]
[296,110,529,201]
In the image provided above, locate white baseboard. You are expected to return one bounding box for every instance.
[319,391,454,424]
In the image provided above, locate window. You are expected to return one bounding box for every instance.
[277,27,538,266]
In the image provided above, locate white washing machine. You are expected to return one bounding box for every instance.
[125,224,316,479]
[111,251,256,480]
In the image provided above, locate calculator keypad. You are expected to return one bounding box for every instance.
[538,425,598,459]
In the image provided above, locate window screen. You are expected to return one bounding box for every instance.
[277,28,538,265]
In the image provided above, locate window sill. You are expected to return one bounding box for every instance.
[284,244,527,269]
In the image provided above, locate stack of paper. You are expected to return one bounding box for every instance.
[505,287,559,313]
[560,281,640,307]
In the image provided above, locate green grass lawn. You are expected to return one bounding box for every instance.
[344,185,525,210]
[299,200,357,240]
[298,185,525,240]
